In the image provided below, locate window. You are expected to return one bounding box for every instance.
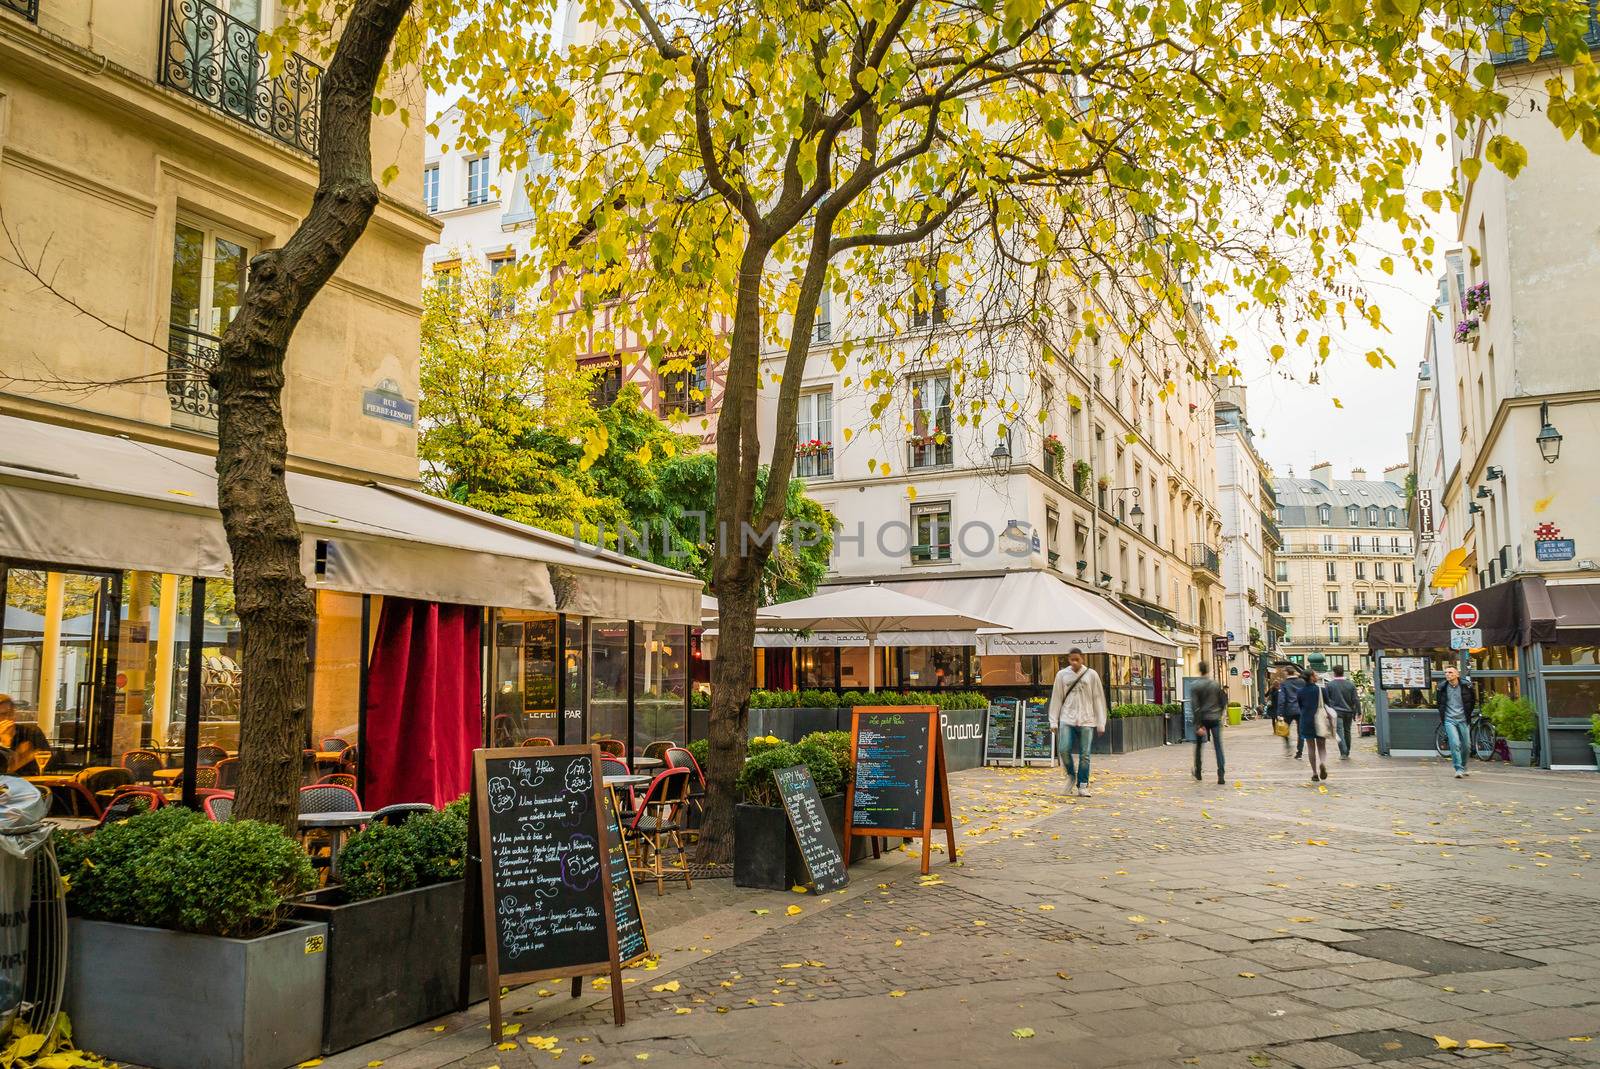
[796,391,833,478]
[168,217,251,425]
[487,252,515,313]
[1396,592,1407,611]
[660,354,708,417]
[1354,562,1366,581]
[1390,537,1402,554]
[1276,590,1290,612]
[1346,505,1360,525]
[1356,592,1368,612]
[1322,535,1335,552]
[465,155,491,206]
[1328,620,1341,642]
[1275,562,1288,582]
[1046,505,1061,568]
[908,375,953,468]
[1373,561,1385,581]
[1367,506,1381,526]
[1325,561,1337,581]
[814,287,832,342]
[585,354,623,407]
[1386,507,1399,527]
[911,501,952,562]
[423,164,439,212]
[1327,590,1340,611]
[908,256,948,328]
[1318,504,1332,524]
[1376,592,1388,613]
[1352,536,1364,553]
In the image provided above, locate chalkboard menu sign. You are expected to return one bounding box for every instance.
[469,746,643,1037]
[985,697,1021,765]
[1021,697,1055,764]
[843,707,956,876]
[773,765,848,893]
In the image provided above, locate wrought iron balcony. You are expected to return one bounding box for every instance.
[2,0,38,23]
[1188,542,1220,578]
[1487,1,1600,66]
[1261,511,1283,548]
[795,444,833,478]
[168,325,221,428]
[159,0,322,156]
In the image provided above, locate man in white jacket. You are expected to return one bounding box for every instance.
[1047,648,1109,797]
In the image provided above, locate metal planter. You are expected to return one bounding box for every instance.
[290,880,479,1054]
[1095,716,1166,754]
[734,794,865,890]
[1506,741,1534,767]
[65,917,327,1069]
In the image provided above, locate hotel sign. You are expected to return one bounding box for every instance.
[1416,489,1436,544]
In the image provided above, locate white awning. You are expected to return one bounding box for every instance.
[0,416,700,624]
[740,571,1179,658]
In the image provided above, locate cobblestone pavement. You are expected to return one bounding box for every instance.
[329,722,1600,1069]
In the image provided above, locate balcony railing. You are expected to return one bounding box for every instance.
[1488,1,1600,66]
[159,0,323,156]
[168,325,221,427]
[795,444,833,478]
[1188,542,1220,577]
[2,0,38,22]
[1261,511,1283,547]
[1264,606,1287,633]
[907,437,952,470]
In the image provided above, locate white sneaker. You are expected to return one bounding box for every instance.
[1078,786,1092,797]
[1454,771,1464,778]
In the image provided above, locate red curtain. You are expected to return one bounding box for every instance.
[363,598,482,811]
[762,647,794,691]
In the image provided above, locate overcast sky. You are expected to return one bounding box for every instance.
[1230,137,1453,485]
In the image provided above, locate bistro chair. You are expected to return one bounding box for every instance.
[185,766,220,791]
[44,782,101,819]
[317,772,358,790]
[299,783,362,813]
[203,792,234,822]
[338,745,360,773]
[121,748,165,784]
[320,737,350,752]
[641,741,676,762]
[601,757,631,779]
[664,746,706,832]
[77,766,133,801]
[519,736,555,747]
[96,787,164,827]
[625,768,694,896]
[195,745,229,767]
[372,802,434,826]
[214,756,240,789]
[594,738,627,759]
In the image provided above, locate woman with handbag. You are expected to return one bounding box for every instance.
[1295,668,1334,782]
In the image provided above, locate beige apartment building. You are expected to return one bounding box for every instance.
[1214,380,1282,710]
[0,0,698,799]
[1274,463,1414,677]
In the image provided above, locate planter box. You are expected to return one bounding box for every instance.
[1164,713,1185,745]
[1593,744,1600,770]
[734,793,867,890]
[747,707,845,743]
[66,917,327,1069]
[1506,740,1534,767]
[290,880,481,1054]
[1095,716,1165,754]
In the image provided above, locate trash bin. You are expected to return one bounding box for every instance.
[1227,703,1243,726]
[1,775,53,1036]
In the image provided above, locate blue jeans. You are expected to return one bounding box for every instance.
[1444,717,1469,773]
[1058,725,1094,786]
[1195,721,1224,776]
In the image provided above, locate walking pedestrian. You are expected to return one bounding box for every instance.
[1190,662,1227,783]
[1048,648,1108,797]
[1275,669,1305,758]
[1295,667,1334,782]
[1434,664,1477,779]
[1325,666,1359,759]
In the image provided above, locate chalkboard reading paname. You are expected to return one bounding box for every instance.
[843,706,956,877]
[773,765,848,893]
[470,746,634,1038]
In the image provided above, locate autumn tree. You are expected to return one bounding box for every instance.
[429,0,1600,861]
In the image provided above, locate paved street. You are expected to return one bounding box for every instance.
[330,722,1600,1069]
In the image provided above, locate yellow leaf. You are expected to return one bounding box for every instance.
[1037,904,1054,911]
[636,1055,650,1061]
[781,962,803,969]
[752,909,770,916]
[497,1043,518,1051]
[580,1057,595,1065]
[894,939,903,947]
[1012,1028,1036,1039]
[1289,917,1316,923]
[501,1023,521,1037]
[529,1037,561,1051]
[651,980,680,992]
[1465,1040,1510,1050]
[368,1062,385,1067]
[297,1062,324,1068]
[786,905,803,916]
[1201,811,1211,820]
[1127,915,1147,923]
[889,990,906,997]
[1568,1037,1592,1042]
[973,920,987,927]
[674,1008,692,1016]
[431,1026,447,1033]
[1238,972,1257,978]
[1434,1036,1460,1050]
[790,885,808,894]
[1056,972,1071,980]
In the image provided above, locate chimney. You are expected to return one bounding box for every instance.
[1351,467,1368,481]
[1383,462,1410,482]
[1310,461,1333,486]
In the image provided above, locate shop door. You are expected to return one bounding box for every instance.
[0,565,121,770]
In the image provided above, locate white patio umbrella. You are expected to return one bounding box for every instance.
[754,585,1006,691]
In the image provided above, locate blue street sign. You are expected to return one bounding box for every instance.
[1535,539,1575,562]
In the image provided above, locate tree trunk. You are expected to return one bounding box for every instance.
[219,0,412,830]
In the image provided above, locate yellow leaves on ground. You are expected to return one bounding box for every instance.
[1306,839,1329,846]
[527,1036,560,1051]
[297,1062,323,1068]
[674,1008,692,1016]
[889,990,906,997]
[579,1056,596,1065]
[751,908,771,916]
[1011,1028,1036,1039]
[1238,972,1257,978]
[790,885,808,893]
[651,980,680,992]
[1127,915,1147,923]
[496,1043,518,1051]
[786,905,804,916]
[1434,1037,1459,1050]
[1434,1037,1507,1051]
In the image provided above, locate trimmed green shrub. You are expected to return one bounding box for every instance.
[686,738,710,767]
[1110,703,1166,718]
[1484,694,1536,743]
[725,688,989,710]
[735,741,842,806]
[1589,713,1600,746]
[792,739,845,796]
[59,808,313,938]
[337,822,419,901]
[403,808,469,884]
[797,730,852,781]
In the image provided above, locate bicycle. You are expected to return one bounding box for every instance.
[1434,716,1496,761]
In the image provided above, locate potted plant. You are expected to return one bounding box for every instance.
[58,807,324,1069]
[1072,459,1092,494]
[289,800,481,1054]
[734,737,849,889]
[1589,713,1600,770]
[1043,434,1066,479]
[1463,281,1490,316]
[1485,694,1537,766]
[1454,316,1480,345]
[1096,704,1167,754]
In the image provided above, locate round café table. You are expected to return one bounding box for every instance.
[630,757,664,771]
[603,774,652,789]
[298,810,375,876]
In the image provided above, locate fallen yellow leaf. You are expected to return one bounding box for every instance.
[1465,1040,1510,1051]
[674,1008,692,1016]
[636,1055,650,1062]
[651,980,680,992]
[431,1026,446,1033]
[894,939,903,947]
[298,1062,324,1068]
[786,905,804,916]
[889,990,906,997]
[579,1057,595,1065]
[529,1037,561,1051]
[1128,915,1147,923]
[1238,972,1257,979]
[501,1023,521,1037]
[1434,1036,1460,1050]
[497,1043,518,1051]
[1012,1028,1036,1039]
[367,1062,384,1068]
[1568,1037,1593,1042]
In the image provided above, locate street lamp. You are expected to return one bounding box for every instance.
[1107,486,1143,524]
[1475,485,1493,500]
[1536,400,1563,463]
[990,435,1012,475]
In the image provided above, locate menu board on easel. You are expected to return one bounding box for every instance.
[842,706,955,876]
[773,765,848,893]
[1021,697,1055,764]
[985,698,1021,765]
[467,746,648,1039]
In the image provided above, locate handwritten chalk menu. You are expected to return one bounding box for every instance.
[600,787,648,963]
[985,698,1021,764]
[849,711,928,830]
[773,765,848,893]
[470,746,631,1037]
[1021,697,1055,763]
[842,707,956,877]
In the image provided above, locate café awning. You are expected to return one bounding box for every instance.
[0,416,700,624]
[1430,545,1470,588]
[1365,576,1600,653]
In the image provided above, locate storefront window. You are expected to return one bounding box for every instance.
[1470,646,1519,672]
[563,616,585,743]
[796,646,836,690]
[976,655,1031,686]
[490,610,559,746]
[589,621,629,745]
[839,646,887,689]
[901,647,935,688]
[1544,646,1599,667]
[175,579,243,754]
[111,571,166,760]
[634,623,686,752]
[1,567,117,766]
[310,591,363,755]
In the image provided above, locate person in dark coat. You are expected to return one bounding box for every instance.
[1275,670,1304,758]
[1434,664,1477,777]
[1296,668,1331,782]
[1325,666,1360,759]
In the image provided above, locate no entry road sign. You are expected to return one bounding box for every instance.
[1450,603,1480,629]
